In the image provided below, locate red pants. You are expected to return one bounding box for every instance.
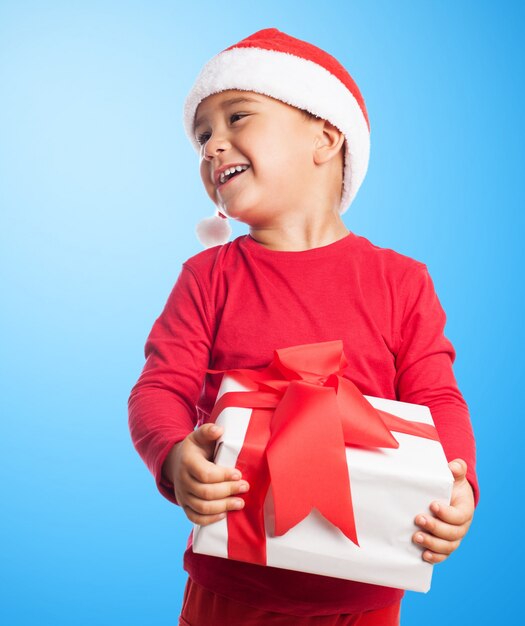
[179,578,401,626]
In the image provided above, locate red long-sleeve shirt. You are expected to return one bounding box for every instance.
[128,232,478,616]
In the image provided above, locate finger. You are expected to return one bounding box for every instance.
[188,457,244,484]
[413,530,460,558]
[421,549,449,564]
[191,422,224,446]
[188,476,250,501]
[449,458,468,481]
[414,514,468,542]
[182,504,227,526]
[428,500,472,526]
[185,493,246,517]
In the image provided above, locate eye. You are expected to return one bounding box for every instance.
[230,113,246,124]
[196,131,211,146]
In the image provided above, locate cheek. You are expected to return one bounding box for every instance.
[199,160,215,199]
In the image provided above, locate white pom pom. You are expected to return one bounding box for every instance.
[195,213,232,248]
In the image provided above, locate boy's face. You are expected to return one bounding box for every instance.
[194,90,322,225]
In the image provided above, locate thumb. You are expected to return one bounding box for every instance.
[192,422,224,447]
[449,458,468,481]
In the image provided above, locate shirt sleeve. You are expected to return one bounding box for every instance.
[128,264,213,504]
[394,263,479,505]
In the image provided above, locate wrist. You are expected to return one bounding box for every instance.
[161,440,184,485]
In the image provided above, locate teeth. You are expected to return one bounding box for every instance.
[219,165,249,184]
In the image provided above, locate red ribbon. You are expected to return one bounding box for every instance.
[209,340,439,566]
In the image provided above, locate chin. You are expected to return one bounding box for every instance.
[219,203,256,223]
[220,194,282,226]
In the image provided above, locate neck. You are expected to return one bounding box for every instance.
[249,212,349,251]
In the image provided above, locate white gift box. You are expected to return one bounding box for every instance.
[193,374,453,592]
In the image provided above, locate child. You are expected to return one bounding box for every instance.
[128,29,478,626]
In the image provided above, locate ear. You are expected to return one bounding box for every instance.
[313,121,345,165]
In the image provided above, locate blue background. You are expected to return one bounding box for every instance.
[1,1,522,623]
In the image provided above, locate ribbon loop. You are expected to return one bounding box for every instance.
[274,340,348,382]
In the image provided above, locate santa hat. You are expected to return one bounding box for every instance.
[184,28,370,247]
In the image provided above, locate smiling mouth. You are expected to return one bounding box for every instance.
[218,164,250,186]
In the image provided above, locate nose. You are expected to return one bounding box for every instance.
[202,130,231,161]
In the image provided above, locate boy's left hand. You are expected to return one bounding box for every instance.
[412,458,475,564]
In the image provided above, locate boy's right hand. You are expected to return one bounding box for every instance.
[163,423,249,526]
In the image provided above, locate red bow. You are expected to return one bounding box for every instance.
[209,341,439,565]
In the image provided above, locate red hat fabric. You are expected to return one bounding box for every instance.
[185,28,371,245]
